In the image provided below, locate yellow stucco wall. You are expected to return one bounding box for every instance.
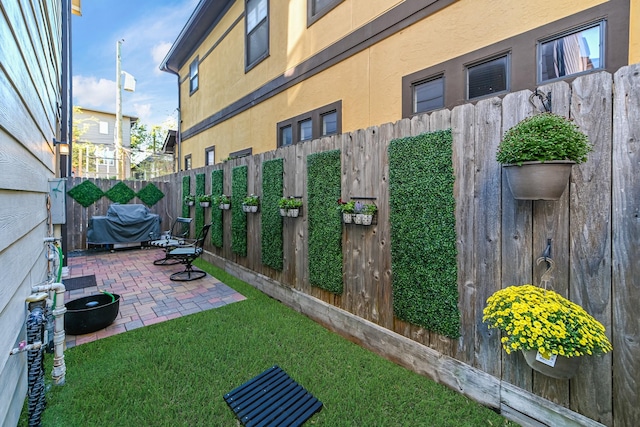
[180,0,400,131]
[631,0,640,63]
[179,0,622,166]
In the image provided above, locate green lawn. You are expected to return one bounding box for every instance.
[22,260,517,426]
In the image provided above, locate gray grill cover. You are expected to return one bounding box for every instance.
[87,204,160,245]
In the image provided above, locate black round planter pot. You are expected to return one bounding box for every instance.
[65,293,120,335]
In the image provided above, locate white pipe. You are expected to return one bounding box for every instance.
[32,282,66,385]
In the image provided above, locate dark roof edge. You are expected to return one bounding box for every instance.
[160,0,236,74]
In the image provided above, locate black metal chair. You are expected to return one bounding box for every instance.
[149,217,193,265]
[167,224,211,281]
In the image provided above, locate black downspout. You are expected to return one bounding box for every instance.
[60,0,72,266]
[177,81,181,172]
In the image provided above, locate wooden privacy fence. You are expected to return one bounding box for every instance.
[65,65,639,426]
[64,178,178,250]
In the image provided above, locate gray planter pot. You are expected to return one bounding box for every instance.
[522,350,581,380]
[503,161,575,200]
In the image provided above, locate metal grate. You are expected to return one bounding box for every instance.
[223,366,323,427]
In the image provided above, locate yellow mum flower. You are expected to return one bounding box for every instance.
[483,284,613,358]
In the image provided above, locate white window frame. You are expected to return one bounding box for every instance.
[537,21,605,84]
[189,57,199,94]
[412,75,445,114]
[466,53,510,100]
[99,121,108,135]
[245,0,269,71]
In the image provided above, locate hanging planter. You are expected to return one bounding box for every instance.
[496,113,592,201]
[278,197,302,218]
[197,194,211,208]
[483,284,612,380]
[242,194,260,213]
[503,161,574,200]
[184,195,195,206]
[522,350,582,380]
[214,194,231,210]
[353,201,377,226]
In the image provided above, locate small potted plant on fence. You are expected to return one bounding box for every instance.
[184,194,195,206]
[197,194,211,208]
[483,284,613,379]
[279,196,302,218]
[278,197,289,217]
[215,194,231,210]
[360,203,377,226]
[337,199,355,223]
[242,194,260,213]
[353,202,365,225]
[287,197,303,217]
[496,112,592,200]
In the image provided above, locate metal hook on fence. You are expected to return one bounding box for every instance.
[529,89,552,113]
[536,256,555,290]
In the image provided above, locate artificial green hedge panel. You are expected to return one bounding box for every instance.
[210,170,224,248]
[388,129,460,338]
[261,159,284,270]
[104,182,136,204]
[231,166,248,256]
[182,176,190,220]
[136,183,164,206]
[67,181,165,207]
[67,180,104,207]
[195,173,205,234]
[307,149,343,294]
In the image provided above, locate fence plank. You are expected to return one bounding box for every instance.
[499,90,536,390]
[531,81,572,405]
[410,113,429,136]
[612,63,640,427]
[429,109,451,131]
[451,103,476,366]
[426,110,455,357]
[473,96,503,377]
[568,72,613,425]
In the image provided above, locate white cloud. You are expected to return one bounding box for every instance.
[73,0,199,124]
[132,103,152,122]
[73,75,115,110]
[151,42,173,66]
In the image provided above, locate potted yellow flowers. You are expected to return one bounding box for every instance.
[483,284,612,379]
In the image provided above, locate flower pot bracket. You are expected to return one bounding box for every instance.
[345,196,377,226]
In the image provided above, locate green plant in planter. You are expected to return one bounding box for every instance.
[288,198,303,209]
[243,194,260,206]
[362,203,377,215]
[279,197,302,209]
[496,113,592,166]
[337,199,355,214]
[184,194,195,205]
[215,194,231,206]
[196,194,211,203]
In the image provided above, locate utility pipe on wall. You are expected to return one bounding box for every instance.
[31,282,67,385]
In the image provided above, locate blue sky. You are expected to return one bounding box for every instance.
[72,0,199,127]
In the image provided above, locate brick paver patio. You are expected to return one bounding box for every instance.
[63,247,246,348]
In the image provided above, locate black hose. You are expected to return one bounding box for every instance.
[27,306,46,427]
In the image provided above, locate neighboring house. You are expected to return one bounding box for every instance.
[161,0,639,169]
[162,129,179,173]
[73,107,138,179]
[0,0,78,425]
[131,153,174,180]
